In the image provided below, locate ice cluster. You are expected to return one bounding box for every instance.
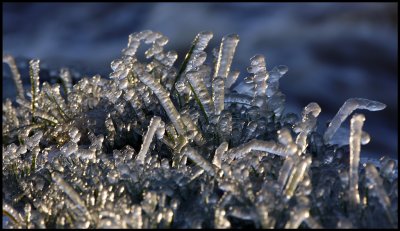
[2,31,398,228]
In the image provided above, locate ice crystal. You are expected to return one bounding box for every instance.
[2,31,397,229]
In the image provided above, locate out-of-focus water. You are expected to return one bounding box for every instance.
[3,3,397,159]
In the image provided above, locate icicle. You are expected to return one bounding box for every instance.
[60,68,73,95]
[294,102,321,153]
[214,34,240,79]
[25,131,43,149]
[225,70,240,91]
[186,70,215,119]
[182,145,216,176]
[105,113,116,147]
[3,54,26,102]
[227,206,256,221]
[133,63,186,136]
[137,116,165,163]
[364,163,395,226]
[284,156,312,199]
[380,157,396,181]
[212,76,225,116]
[284,206,310,228]
[241,121,258,142]
[255,202,271,228]
[43,82,70,121]
[51,172,91,219]
[33,110,59,125]
[225,138,298,161]
[248,55,268,107]
[129,205,143,228]
[212,142,229,169]
[68,127,81,143]
[3,99,19,130]
[29,59,41,115]
[278,156,296,192]
[3,202,24,227]
[188,167,205,182]
[172,31,213,91]
[127,90,146,123]
[214,207,231,228]
[193,31,214,52]
[180,114,204,145]
[224,93,253,106]
[323,98,386,143]
[61,141,78,157]
[265,66,288,117]
[348,114,365,209]
[217,111,232,142]
[185,51,207,73]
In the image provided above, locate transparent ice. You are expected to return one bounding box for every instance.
[2,31,397,229]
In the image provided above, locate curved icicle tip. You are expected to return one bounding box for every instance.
[323,98,386,143]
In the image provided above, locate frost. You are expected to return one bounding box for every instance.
[2,31,397,229]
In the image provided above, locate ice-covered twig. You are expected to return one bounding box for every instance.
[224,93,253,106]
[186,70,215,119]
[348,114,365,209]
[225,138,298,162]
[284,206,310,228]
[212,142,229,169]
[3,202,24,227]
[266,66,288,117]
[283,156,312,199]
[323,98,386,143]
[173,31,213,92]
[51,172,91,219]
[365,163,395,226]
[213,76,225,116]
[3,54,26,103]
[214,207,231,228]
[137,116,165,163]
[182,145,216,176]
[294,102,321,153]
[29,59,41,117]
[214,34,239,79]
[278,155,296,192]
[247,55,268,108]
[225,70,240,91]
[213,34,239,116]
[132,63,186,136]
[60,68,73,95]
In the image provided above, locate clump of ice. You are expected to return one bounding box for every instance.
[2,31,397,229]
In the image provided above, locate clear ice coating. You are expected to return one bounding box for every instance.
[323,98,386,143]
[2,31,397,229]
[137,116,165,163]
[29,59,41,115]
[214,34,239,79]
[348,114,365,209]
[3,54,26,103]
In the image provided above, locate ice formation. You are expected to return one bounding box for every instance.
[2,31,397,229]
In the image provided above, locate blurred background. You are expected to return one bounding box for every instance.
[3,3,398,159]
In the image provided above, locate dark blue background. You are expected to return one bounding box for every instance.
[3,3,398,159]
